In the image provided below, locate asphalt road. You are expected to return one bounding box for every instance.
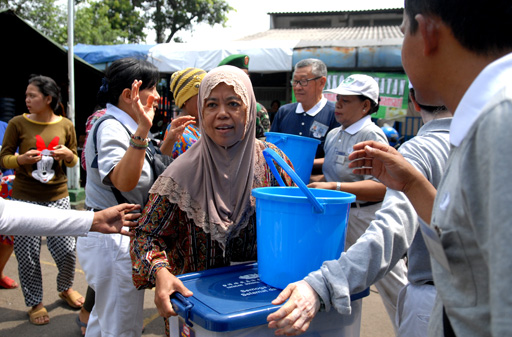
[0,238,394,337]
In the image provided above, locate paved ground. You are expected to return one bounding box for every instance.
[0,238,394,337]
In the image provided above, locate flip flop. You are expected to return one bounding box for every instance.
[28,306,50,325]
[0,276,18,289]
[59,290,84,309]
[76,315,87,336]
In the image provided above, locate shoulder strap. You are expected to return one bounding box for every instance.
[90,114,142,205]
[91,114,155,169]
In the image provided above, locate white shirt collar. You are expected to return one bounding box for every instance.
[105,103,138,134]
[295,97,328,117]
[343,115,373,135]
[451,52,512,147]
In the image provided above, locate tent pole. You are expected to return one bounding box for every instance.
[66,0,81,197]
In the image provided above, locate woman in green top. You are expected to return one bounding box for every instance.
[0,75,83,325]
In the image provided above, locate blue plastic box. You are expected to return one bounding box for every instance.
[169,263,369,337]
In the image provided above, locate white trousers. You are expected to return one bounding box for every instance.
[77,231,145,337]
[396,283,436,337]
[346,203,408,333]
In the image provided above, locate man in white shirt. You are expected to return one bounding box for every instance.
[270,58,339,174]
[267,0,512,336]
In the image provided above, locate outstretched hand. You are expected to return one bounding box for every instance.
[348,140,437,223]
[267,280,320,336]
[348,141,414,192]
[91,203,142,236]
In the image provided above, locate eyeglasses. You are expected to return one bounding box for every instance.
[290,76,322,87]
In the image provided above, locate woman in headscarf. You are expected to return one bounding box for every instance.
[131,65,293,336]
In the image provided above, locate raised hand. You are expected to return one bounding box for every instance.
[130,79,155,132]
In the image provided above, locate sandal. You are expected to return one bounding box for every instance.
[59,290,84,309]
[28,306,50,325]
[0,276,18,289]
[76,315,87,336]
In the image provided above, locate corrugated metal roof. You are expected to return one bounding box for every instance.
[237,26,403,48]
[267,8,404,15]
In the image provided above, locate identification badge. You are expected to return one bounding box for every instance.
[419,219,451,273]
[310,121,329,138]
[336,155,347,164]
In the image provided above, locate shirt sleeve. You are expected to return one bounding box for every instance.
[0,198,92,236]
[305,187,418,314]
[304,137,429,314]
[63,120,79,167]
[131,193,178,289]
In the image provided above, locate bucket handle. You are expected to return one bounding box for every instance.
[263,148,325,213]
[269,134,287,146]
[170,292,194,327]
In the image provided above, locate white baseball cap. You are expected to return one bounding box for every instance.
[324,74,379,105]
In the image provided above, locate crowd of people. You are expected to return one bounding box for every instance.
[1,1,511,336]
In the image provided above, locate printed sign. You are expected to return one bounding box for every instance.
[325,72,410,120]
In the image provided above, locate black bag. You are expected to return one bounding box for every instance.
[146,141,174,178]
[91,114,173,204]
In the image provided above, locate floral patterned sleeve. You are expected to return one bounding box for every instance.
[258,141,295,187]
[131,193,178,289]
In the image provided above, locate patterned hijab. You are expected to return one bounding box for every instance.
[150,65,257,249]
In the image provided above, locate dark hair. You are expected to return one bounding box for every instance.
[271,100,281,108]
[357,95,380,115]
[409,88,447,114]
[405,0,512,56]
[28,74,62,114]
[97,58,160,108]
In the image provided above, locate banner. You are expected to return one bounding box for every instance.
[323,72,410,120]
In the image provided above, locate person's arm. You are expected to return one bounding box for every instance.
[0,198,140,236]
[130,193,193,318]
[348,141,436,223]
[308,179,386,202]
[267,186,419,334]
[52,144,77,166]
[312,157,324,171]
[109,80,155,192]
[159,116,196,156]
[0,120,30,169]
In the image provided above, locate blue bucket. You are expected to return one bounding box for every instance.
[265,132,320,184]
[252,149,355,289]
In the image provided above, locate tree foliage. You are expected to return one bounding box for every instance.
[75,0,146,44]
[140,0,233,43]
[1,0,233,45]
[0,0,67,43]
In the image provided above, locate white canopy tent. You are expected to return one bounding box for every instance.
[147,40,300,73]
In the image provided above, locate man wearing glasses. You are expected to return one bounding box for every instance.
[270,58,339,175]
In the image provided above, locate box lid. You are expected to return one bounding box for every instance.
[171,263,369,332]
